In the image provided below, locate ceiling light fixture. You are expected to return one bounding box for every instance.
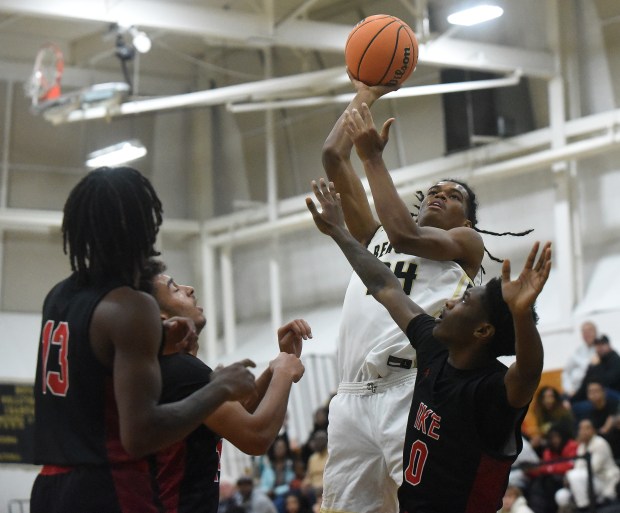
[128,26,152,54]
[447,4,504,26]
[85,139,147,168]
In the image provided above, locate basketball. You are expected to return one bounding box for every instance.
[345,14,418,87]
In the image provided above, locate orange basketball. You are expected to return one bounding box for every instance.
[345,14,418,87]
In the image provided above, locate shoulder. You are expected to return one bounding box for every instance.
[405,313,437,350]
[92,286,161,346]
[159,353,212,377]
[447,226,483,247]
[159,354,212,402]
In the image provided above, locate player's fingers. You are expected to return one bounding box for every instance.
[360,103,374,126]
[381,118,395,142]
[328,181,338,198]
[524,241,540,270]
[305,197,319,218]
[237,358,256,368]
[350,108,365,128]
[291,318,312,339]
[299,318,312,338]
[319,178,330,195]
[311,180,324,201]
[501,258,511,283]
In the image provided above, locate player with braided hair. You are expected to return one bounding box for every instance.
[409,179,533,272]
[31,166,257,513]
[307,178,551,513]
[320,78,484,513]
[320,75,532,513]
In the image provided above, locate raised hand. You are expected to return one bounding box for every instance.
[163,316,199,355]
[270,352,305,383]
[348,69,400,99]
[210,359,257,402]
[501,242,552,314]
[278,318,312,357]
[306,178,347,237]
[343,102,394,162]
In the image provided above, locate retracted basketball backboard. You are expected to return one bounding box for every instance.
[25,42,130,125]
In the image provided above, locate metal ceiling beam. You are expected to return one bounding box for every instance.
[2,108,618,238]
[0,0,554,77]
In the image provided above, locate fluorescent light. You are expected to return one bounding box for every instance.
[447,4,504,26]
[86,139,147,168]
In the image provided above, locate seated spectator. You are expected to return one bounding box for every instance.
[259,436,296,513]
[562,321,598,401]
[530,386,575,453]
[602,410,620,460]
[572,335,620,403]
[500,486,535,513]
[572,381,620,433]
[555,419,620,510]
[510,436,541,491]
[301,430,328,497]
[223,475,277,513]
[526,425,578,513]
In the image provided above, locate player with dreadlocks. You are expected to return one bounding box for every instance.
[31,166,257,513]
[319,76,531,513]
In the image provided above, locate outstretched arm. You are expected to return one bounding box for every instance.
[322,76,398,245]
[503,242,552,408]
[99,289,258,458]
[206,352,305,455]
[306,179,423,333]
[343,103,484,280]
[242,319,312,413]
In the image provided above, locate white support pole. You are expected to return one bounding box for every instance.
[264,2,283,333]
[201,235,218,362]
[220,246,237,355]
[0,81,14,306]
[547,0,575,316]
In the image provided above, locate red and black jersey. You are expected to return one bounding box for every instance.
[153,353,222,513]
[32,273,163,513]
[34,273,134,466]
[398,314,527,513]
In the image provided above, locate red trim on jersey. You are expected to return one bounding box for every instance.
[103,379,162,513]
[465,453,512,513]
[40,464,74,475]
[154,441,186,513]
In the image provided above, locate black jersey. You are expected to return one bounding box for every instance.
[398,314,527,513]
[32,273,163,513]
[153,353,222,513]
[34,274,133,465]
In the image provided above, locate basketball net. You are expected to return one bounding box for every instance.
[25,42,64,107]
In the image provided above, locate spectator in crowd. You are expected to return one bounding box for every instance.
[259,435,296,513]
[602,410,620,460]
[301,429,328,497]
[562,321,598,401]
[572,335,620,403]
[509,437,540,492]
[526,425,578,513]
[573,381,620,433]
[224,476,277,513]
[555,419,620,511]
[300,406,329,465]
[283,492,312,513]
[500,486,535,513]
[530,386,575,453]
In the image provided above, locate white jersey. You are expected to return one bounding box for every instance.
[338,226,472,382]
